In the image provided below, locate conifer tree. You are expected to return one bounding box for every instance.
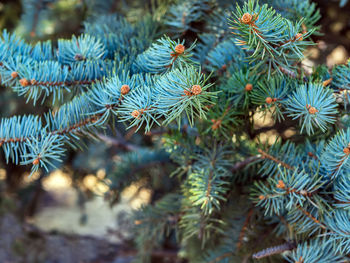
[0,0,349,262]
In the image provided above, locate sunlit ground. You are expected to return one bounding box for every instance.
[23,169,151,243]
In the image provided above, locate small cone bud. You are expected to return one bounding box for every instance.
[245,83,253,91]
[191,85,202,95]
[131,110,141,119]
[276,180,285,189]
[295,33,303,41]
[121,84,130,95]
[11,72,18,79]
[241,13,253,24]
[19,78,30,87]
[184,90,191,96]
[308,107,318,114]
[174,44,185,54]
[323,78,332,87]
[265,97,273,104]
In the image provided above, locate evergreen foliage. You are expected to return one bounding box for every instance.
[0,0,350,262]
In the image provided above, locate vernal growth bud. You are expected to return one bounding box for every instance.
[211,119,222,131]
[174,44,185,54]
[295,33,303,41]
[245,83,253,91]
[11,71,18,79]
[241,13,253,24]
[131,110,141,119]
[33,157,40,165]
[191,85,202,95]
[276,180,285,189]
[19,78,30,87]
[265,97,273,104]
[121,84,130,95]
[308,106,318,115]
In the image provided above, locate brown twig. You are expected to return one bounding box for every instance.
[231,156,260,172]
[96,134,140,151]
[296,206,326,230]
[0,99,124,148]
[237,209,254,250]
[257,148,294,170]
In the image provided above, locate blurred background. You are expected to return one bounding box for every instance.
[0,0,349,262]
